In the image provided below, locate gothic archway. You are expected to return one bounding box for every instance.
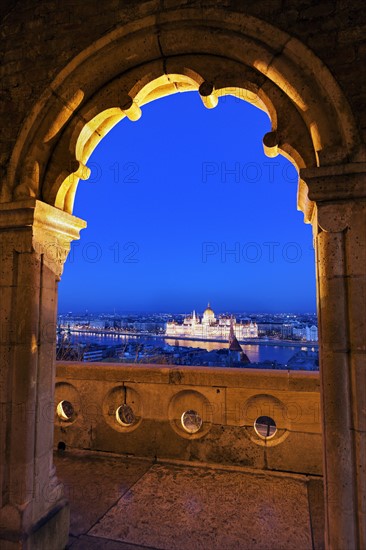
[1,7,364,549]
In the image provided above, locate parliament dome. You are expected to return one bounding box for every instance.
[203,303,215,319]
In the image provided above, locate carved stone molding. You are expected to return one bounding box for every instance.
[301,163,366,202]
[0,199,86,278]
[300,163,366,233]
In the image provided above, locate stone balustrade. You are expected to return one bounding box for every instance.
[55,363,322,476]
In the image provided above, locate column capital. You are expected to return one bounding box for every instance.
[311,196,366,234]
[0,199,86,277]
[300,162,366,202]
[298,163,366,230]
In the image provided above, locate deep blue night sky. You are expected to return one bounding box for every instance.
[58,93,316,314]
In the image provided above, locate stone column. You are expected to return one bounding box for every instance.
[302,165,366,550]
[0,199,86,549]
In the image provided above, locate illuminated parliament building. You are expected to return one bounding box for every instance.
[166,303,258,340]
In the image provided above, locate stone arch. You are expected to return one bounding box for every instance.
[1,6,365,550]
[4,8,362,220]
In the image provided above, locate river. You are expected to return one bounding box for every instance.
[57,332,318,365]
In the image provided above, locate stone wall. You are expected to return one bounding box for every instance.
[0,0,365,191]
[55,363,322,476]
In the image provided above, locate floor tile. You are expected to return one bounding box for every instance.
[89,463,313,550]
[55,450,153,536]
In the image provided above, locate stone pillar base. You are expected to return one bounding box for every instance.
[0,500,69,550]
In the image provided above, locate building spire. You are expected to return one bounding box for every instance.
[229,317,235,346]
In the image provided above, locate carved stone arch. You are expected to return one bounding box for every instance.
[42,55,318,214]
[1,6,366,550]
[4,8,362,216]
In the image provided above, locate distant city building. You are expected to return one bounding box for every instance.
[293,325,318,342]
[281,323,294,339]
[89,319,105,329]
[256,322,283,337]
[127,321,165,332]
[306,325,318,341]
[166,303,258,339]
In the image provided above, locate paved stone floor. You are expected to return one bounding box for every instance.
[54,450,324,550]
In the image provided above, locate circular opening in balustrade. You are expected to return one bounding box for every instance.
[116,404,136,427]
[254,416,277,439]
[56,400,74,422]
[181,410,203,434]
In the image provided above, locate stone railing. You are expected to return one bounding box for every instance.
[55,363,322,475]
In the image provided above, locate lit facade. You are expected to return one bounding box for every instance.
[293,325,319,342]
[166,303,258,339]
